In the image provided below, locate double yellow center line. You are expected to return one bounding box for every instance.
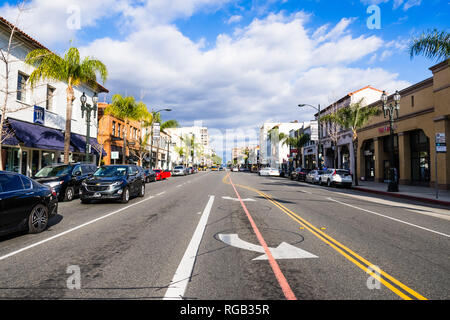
[222,173,427,300]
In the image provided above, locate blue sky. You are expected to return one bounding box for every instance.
[1,0,448,162]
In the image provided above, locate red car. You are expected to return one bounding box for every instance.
[153,169,171,181]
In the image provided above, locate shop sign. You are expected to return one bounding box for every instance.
[111,151,119,159]
[310,120,319,141]
[436,133,446,153]
[33,105,45,125]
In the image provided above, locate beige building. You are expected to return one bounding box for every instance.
[357,59,450,189]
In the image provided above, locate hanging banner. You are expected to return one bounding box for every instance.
[310,120,319,141]
[153,122,160,138]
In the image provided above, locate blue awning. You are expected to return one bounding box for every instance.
[71,132,106,157]
[8,118,72,151]
[1,122,19,146]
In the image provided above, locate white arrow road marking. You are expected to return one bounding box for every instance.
[218,234,318,261]
[222,196,256,202]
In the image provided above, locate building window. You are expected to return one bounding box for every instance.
[118,123,121,138]
[46,85,55,111]
[17,72,29,102]
[112,121,116,136]
[411,95,414,108]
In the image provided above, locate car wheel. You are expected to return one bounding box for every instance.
[28,204,48,234]
[121,187,130,204]
[64,187,74,202]
[139,183,145,197]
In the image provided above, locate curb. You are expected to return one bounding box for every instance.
[353,186,450,207]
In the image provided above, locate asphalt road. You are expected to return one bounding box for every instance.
[0,170,449,300]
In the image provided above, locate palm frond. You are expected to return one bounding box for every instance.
[409,29,450,61]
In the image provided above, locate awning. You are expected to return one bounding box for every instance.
[1,121,19,146]
[8,118,71,151]
[71,132,106,157]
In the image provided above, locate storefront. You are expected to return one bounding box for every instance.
[1,118,103,176]
[356,59,450,189]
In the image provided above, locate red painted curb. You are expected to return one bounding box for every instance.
[353,187,450,207]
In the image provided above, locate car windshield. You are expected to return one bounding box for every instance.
[94,166,128,177]
[336,170,350,175]
[35,165,71,177]
[174,166,184,169]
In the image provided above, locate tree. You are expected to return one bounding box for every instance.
[281,134,310,168]
[105,94,149,164]
[323,98,380,186]
[409,29,450,61]
[25,47,108,164]
[320,102,341,168]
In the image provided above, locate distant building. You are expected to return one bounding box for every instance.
[97,103,141,165]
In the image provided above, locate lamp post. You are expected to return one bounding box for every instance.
[80,92,98,163]
[381,90,401,192]
[149,108,171,169]
[299,103,322,170]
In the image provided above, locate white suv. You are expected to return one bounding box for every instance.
[320,169,353,187]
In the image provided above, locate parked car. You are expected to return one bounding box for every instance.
[259,167,280,176]
[219,166,224,171]
[172,165,187,176]
[232,167,239,172]
[144,169,157,183]
[33,162,97,202]
[211,166,218,171]
[153,169,170,180]
[290,168,311,181]
[320,168,353,187]
[0,171,58,236]
[188,167,194,174]
[80,165,145,204]
[305,169,324,184]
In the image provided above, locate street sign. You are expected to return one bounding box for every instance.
[111,151,119,159]
[310,120,319,141]
[436,133,446,153]
[153,122,160,138]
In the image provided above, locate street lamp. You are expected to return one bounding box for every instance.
[299,103,322,170]
[149,108,172,169]
[381,90,401,192]
[80,92,98,162]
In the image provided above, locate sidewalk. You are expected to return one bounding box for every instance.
[353,181,450,207]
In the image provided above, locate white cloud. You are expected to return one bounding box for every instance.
[1,2,412,159]
[226,15,242,24]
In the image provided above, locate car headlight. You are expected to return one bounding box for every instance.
[47,181,63,188]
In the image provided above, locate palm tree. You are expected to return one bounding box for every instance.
[322,98,380,186]
[409,29,450,61]
[105,94,149,164]
[25,47,108,164]
[281,134,310,168]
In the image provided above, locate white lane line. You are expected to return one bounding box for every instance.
[156,191,166,196]
[0,196,156,262]
[163,195,215,300]
[328,197,450,238]
[176,184,183,187]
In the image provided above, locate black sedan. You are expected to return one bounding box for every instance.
[80,165,145,204]
[144,169,157,183]
[0,171,58,236]
[33,163,97,202]
[290,168,312,181]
